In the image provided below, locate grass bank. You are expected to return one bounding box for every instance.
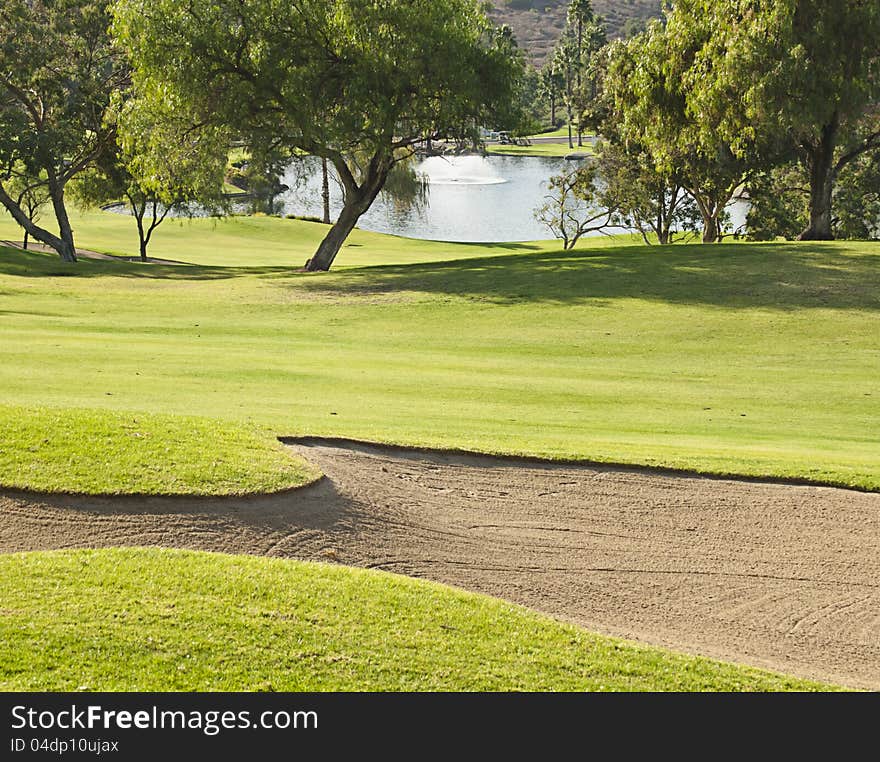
[0,548,840,691]
[0,405,317,495]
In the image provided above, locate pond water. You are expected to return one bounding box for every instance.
[278,154,748,243]
[278,154,611,243]
[107,154,748,243]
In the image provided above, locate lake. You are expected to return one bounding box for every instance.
[278,154,748,243]
[107,154,747,243]
[278,154,600,243]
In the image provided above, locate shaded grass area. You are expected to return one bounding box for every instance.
[0,405,318,495]
[1,232,879,491]
[0,548,840,691]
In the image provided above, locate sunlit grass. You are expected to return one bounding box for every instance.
[1,223,878,491]
[0,548,842,691]
[0,405,318,495]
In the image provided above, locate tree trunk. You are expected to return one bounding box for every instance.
[305,159,389,272]
[47,179,77,262]
[305,201,365,271]
[550,94,556,126]
[656,190,668,244]
[798,117,838,241]
[566,64,574,149]
[690,189,722,243]
[0,182,74,260]
[23,229,29,250]
[321,159,331,224]
[799,176,834,241]
[133,206,148,261]
[701,214,719,244]
[567,104,573,150]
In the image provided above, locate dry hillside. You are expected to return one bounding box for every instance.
[486,0,663,67]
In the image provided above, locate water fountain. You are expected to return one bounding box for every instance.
[417,155,508,186]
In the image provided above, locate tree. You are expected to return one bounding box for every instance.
[745,165,809,241]
[114,0,524,271]
[680,0,880,240]
[595,141,700,245]
[0,0,128,261]
[538,63,564,127]
[835,150,880,240]
[71,96,228,260]
[551,36,578,150]
[550,1,607,149]
[565,0,605,147]
[534,163,614,250]
[3,168,50,250]
[747,148,880,241]
[601,22,755,243]
[72,148,226,261]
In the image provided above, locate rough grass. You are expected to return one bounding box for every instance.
[0,548,841,691]
[0,405,318,495]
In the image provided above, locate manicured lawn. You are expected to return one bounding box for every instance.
[0,548,840,691]
[527,126,590,140]
[0,405,317,495]
[0,212,878,491]
[0,209,566,269]
[486,142,588,157]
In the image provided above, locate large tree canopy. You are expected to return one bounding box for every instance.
[674,0,880,240]
[114,0,524,270]
[0,0,128,261]
[602,22,753,243]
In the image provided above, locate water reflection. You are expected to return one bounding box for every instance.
[279,155,578,242]
[279,155,748,243]
[104,154,748,244]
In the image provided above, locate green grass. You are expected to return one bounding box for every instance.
[527,126,585,140]
[486,142,588,157]
[0,548,840,691]
[0,209,566,268]
[1,211,880,491]
[0,405,318,495]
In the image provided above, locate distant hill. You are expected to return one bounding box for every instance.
[486,1,663,67]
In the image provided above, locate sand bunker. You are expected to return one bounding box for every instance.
[2,438,878,690]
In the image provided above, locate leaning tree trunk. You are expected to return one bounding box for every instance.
[305,160,389,272]
[798,117,838,241]
[0,182,75,260]
[47,178,77,261]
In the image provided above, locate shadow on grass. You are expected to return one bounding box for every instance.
[3,241,880,311]
[0,246,252,282]
[297,241,880,310]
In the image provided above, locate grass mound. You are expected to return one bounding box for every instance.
[0,548,839,691]
[0,405,318,495]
